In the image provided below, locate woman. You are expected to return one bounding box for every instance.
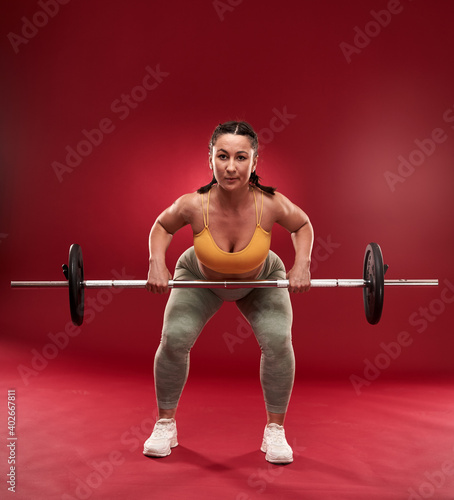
[143,121,313,464]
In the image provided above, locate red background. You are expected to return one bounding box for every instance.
[1,0,454,380]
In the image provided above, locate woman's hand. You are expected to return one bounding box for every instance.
[286,266,311,294]
[146,259,172,294]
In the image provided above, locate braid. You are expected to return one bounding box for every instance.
[249,171,276,195]
[197,175,217,194]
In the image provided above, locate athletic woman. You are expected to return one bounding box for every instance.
[143,121,313,464]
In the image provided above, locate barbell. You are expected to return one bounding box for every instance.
[10,242,438,326]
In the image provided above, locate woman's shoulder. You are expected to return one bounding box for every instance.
[260,188,289,209]
[259,188,304,227]
[170,191,202,220]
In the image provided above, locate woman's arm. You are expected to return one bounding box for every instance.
[288,220,314,293]
[274,193,314,293]
[146,195,192,294]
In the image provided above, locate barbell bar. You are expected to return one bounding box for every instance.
[10,279,437,289]
[10,242,438,326]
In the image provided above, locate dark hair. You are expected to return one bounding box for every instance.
[197,121,276,195]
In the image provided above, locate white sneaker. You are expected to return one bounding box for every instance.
[143,418,178,457]
[261,423,293,464]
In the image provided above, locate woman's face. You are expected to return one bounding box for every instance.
[210,134,257,191]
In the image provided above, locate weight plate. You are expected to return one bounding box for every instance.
[362,242,384,325]
[68,244,84,326]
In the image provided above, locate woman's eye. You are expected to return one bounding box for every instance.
[218,154,227,160]
[237,156,246,161]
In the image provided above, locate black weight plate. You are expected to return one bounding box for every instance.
[362,242,384,325]
[68,244,84,326]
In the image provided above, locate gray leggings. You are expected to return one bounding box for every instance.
[154,247,295,414]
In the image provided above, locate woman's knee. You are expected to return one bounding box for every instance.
[161,317,199,354]
[258,326,293,357]
[160,291,213,353]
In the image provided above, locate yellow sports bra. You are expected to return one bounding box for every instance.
[193,188,271,274]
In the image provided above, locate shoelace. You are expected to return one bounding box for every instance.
[266,426,287,446]
[152,422,173,439]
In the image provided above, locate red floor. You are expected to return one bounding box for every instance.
[2,340,454,500]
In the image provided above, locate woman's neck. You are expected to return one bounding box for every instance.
[212,183,253,210]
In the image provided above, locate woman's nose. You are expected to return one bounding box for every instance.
[225,160,235,171]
